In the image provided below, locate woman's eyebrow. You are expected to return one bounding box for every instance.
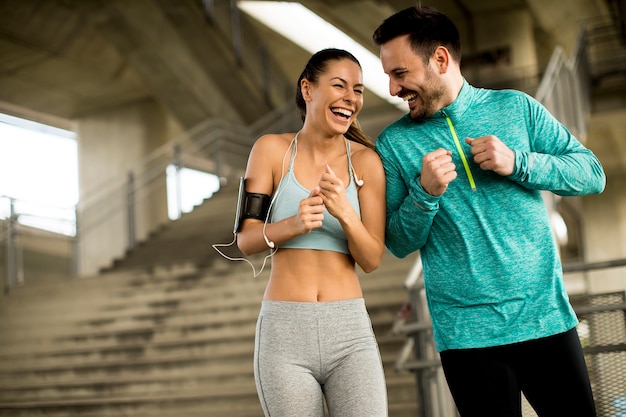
[330,76,364,88]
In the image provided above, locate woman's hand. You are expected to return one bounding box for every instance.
[295,187,325,234]
[318,164,351,220]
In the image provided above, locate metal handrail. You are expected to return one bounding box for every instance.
[0,196,77,293]
[0,195,76,237]
[564,258,626,273]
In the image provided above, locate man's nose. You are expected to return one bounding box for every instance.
[389,79,401,96]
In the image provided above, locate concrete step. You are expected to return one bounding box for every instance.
[0,305,406,365]
[0,350,254,386]
[0,374,418,417]
[2,248,411,306]
[0,319,259,363]
[0,396,420,417]
[0,329,405,385]
[0,347,411,390]
[0,300,404,363]
[0,366,416,402]
[0,262,410,352]
[0,384,263,417]
[0,257,408,324]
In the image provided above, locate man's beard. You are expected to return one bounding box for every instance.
[410,70,445,120]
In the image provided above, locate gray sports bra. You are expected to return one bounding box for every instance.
[270,134,361,254]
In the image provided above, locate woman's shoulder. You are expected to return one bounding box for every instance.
[350,140,382,165]
[250,132,297,158]
[254,132,297,148]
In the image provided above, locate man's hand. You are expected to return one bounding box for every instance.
[466,136,515,176]
[421,148,457,196]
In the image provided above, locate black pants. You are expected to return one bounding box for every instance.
[440,328,596,417]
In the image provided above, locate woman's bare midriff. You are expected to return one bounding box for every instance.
[263,249,363,302]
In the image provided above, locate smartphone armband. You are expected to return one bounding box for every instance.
[233,177,271,233]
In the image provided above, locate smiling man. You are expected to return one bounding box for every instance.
[373,5,605,417]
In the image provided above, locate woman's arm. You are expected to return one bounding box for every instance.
[236,134,325,256]
[322,147,386,272]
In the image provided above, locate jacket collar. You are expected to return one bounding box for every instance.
[433,78,473,120]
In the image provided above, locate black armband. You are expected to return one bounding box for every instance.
[233,177,271,233]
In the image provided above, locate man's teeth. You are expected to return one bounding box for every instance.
[331,108,353,118]
[402,93,417,102]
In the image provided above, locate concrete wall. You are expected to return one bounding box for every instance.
[449,8,539,91]
[75,99,183,276]
[475,9,538,85]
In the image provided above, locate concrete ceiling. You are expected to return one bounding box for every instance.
[0,0,621,136]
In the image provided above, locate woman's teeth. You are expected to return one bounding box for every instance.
[331,108,353,119]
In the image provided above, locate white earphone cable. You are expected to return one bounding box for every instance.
[212,133,298,277]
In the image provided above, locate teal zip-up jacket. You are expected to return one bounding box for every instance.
[376,80,606,352]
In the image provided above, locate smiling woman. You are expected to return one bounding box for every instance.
[0,113,78,236]
[225,48,389,417]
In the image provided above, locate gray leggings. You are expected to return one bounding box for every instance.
[254,298,388,417]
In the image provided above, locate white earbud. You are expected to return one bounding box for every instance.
[264,233,275,249]
[354,172,364,186]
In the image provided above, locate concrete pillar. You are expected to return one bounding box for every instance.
[582,107,626,293]
[462,9,539,89]
[75,99,183,276]
[581,174,626,293]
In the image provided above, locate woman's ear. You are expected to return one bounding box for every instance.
[301,78,312,102]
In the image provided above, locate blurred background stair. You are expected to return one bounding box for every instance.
[0,190,420,417]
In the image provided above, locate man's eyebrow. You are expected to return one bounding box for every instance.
[390,67,407,74]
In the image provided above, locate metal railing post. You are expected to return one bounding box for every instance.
[71,206,79,277]
[4,197,17,293]
[173,144,183,220]
[214,132,223,179]
[407,286,430,417]
[126,172,136,249]
[230,0,243,66]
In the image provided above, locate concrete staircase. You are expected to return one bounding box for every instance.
[0,250,420,416]
[101,179,242,273]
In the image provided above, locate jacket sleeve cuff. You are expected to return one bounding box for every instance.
[409,178,441,212]
[508,150,532,183]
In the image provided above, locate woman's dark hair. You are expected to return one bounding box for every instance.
[295,48,374,149]
[372,5,461,64]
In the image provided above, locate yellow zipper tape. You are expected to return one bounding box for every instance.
[446,116,477,191]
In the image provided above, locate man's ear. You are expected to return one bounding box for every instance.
[433,46,450,73]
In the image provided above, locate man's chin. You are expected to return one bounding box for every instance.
[409,108,426,121]
[409,104,436,120]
